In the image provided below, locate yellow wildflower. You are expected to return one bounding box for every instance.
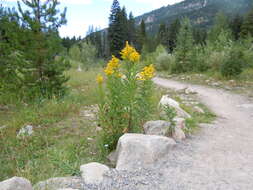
[137,64,155,80]
[107,55,120,69]
[129,51,140,62]
[104,55,120,76]
[96,74,104,84]
[120,41,140,62]
[104,67,114,75]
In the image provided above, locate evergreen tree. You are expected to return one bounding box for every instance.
[128,12,136,46]
[157,23,169,49]
[108,0,128,57]
[193,28,207,45]
[136,19,146,52]
[17,0,70,98]
[0,7,25,95]
[230,15,243,40]
[240,8,253,38]
[168,18,181,52]
[173,18,194,73]
[208,12,232,43]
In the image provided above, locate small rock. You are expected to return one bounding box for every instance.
[0,177,33,190]
[224,86,232,90]
[143,120,171,136]
[80,162,109,185]
[159,95,179,108]
[159,95,191,119]
[193,106,205,114]
[87,137,93,141]
[211,82,220,86]
[17,125,34,138]
[172,127,186,141]
[115,134,176,171]
[185,87,197,94]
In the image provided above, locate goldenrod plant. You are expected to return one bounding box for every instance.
[97,42,155,151]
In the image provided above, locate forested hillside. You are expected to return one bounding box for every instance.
[135,0,252,34]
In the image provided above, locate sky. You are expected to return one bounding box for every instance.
[1,0,183,38]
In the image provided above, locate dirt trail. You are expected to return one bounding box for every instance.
[153,77,253,190]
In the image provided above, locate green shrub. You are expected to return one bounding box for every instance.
[156,52,174,71]
[220,48,244,78]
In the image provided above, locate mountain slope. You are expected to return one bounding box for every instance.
[135,0,252,34]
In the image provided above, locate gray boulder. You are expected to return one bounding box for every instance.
[115,134,176,171]
[80,162,109,185]
[0,177,33,190]
[143,120,171,136]
[34,177,83,190]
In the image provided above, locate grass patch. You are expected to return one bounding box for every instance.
[0,68,105,184]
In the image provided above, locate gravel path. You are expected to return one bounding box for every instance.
[153,77,253,190]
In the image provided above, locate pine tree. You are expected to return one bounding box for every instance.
[157,23,169,50]
[208,12,232,43]
[240,8,253,38]
[0,7,24,95]
[193,28,207,45]
[168,18,181,52]
[128,12,136,46]
[230,15,243,40]
[108,0,128,57]
[173,18,194,73]
[17,0,70,98]
[136,19,146,52]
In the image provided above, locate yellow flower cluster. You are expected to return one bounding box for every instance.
[96,74,104,84]
[104,55,120,76]
[120,41,140,62]
[138,64,155,80]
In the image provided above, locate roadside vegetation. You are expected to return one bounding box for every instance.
[151,12,253,87]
